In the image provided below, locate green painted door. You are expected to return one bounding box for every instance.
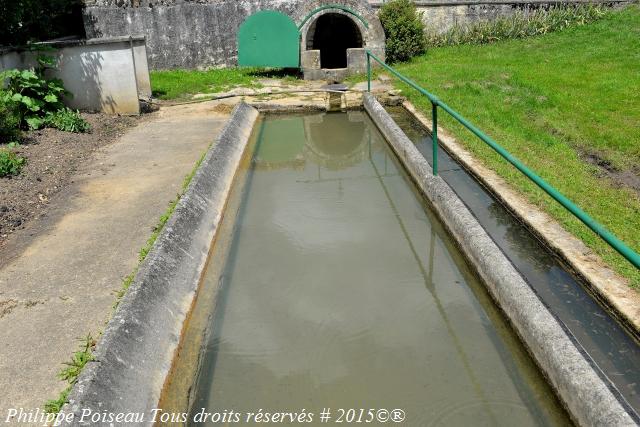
[238,10,300,68]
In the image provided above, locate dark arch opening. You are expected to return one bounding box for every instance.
[308,13,363,69]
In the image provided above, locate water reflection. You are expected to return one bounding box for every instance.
[254,112,369,171]
[180,113,570,426]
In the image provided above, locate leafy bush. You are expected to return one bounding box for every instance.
[46,108,90,133]
[0,149,26,177]
[379,0,427,63]
[0,94,22,144]
[426,4,608,47]
[2,53,89,133]
[1,55,69,130]
[1,55,89,134]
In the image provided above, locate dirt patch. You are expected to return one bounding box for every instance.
[0,113,146,248]
[211,103,235,115]
[0,299,45,319]
[0,299,18,319]
[581,151,640,196]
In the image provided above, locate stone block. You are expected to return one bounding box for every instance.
[301,49,320,70]
[347,48,366,74]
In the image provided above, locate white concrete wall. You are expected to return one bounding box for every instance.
[132,41,152,98]
[0,37,151,115]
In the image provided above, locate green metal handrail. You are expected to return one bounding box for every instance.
[365,50,640,270]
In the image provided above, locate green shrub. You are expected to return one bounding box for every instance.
[0,54,68,130]
[426,4,608,47]
[0,149,26,177]
[379,0,427,63]
[2,53,90,133]
[46,108,90,133]
[0,93,22,144]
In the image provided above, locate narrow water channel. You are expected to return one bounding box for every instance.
[386,106,640,416]
[164,112,571,426]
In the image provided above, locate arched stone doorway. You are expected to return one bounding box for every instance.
[298,1,385,81]
[307,13,363,69]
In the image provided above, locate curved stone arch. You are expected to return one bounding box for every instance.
[296,0,385,79]
[296,0,385,54]
[298,4,370,30]
[299,8,367,54]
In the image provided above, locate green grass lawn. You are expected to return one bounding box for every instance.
[393,5,640,287]
[150,68,260,100]
[150,68,301,100]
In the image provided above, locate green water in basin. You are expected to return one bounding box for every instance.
[168,112,571,426]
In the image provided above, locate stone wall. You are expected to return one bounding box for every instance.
[419,4,525,33]
[84,1,271,70]
[84,0,386,70]
[83,0,628,70]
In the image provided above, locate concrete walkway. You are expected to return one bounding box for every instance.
[0,101,233,416]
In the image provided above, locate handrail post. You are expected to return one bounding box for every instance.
[432,102,438,176]
[366,52,371,92]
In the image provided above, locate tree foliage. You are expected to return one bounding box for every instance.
[0,0,85,46]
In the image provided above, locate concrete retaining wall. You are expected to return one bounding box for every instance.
[363,93,637,427]
[370,0,630,34]
[61,103,259,425]
[0,36,151,115]
[418,2,563,33]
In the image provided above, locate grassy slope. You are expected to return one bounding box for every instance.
[394,5,640,287]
